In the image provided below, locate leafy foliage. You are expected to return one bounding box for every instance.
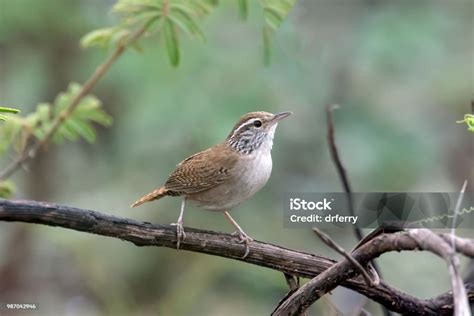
[81,0,295,66]
[81,0,218,66]
[234,0,297,64]
[1,0,295,194]
[261,0,296,65]
[0,83,112,156]
[457,114,474,133]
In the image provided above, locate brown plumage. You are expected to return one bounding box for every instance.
[132,111,279,208]
[131,187,167,207]
[131,144,238,208]
[130,111,292,258]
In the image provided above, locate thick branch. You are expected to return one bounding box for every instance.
[0,199,472,315]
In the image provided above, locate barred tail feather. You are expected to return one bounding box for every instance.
[131,187,167,208]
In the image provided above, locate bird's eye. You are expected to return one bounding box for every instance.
[253,120,262,127]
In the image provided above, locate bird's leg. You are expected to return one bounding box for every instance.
[223,211,253,258]
[170,197,186,249]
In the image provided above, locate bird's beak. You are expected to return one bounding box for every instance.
[271,111,293,123]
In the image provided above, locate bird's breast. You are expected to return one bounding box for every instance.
[237,150,273,195]
[188,150,273,211]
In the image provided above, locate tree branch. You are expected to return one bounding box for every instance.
[326,105,362,241]
[326,104,388,315]
[273,230,474,315]
[312,227,376,287]
[0,23,151,181]
[0,199,473,315]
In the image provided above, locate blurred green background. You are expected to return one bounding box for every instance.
[0,0,473,315]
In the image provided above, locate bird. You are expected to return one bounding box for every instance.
[131,111,292,258]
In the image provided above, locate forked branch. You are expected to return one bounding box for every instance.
[0,199,472,315]
[273,229,473,315]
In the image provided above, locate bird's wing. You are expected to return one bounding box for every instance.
[164,145,237,194]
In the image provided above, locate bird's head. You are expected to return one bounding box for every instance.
[226,111,292,154]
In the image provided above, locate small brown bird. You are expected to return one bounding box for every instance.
[131,111,292,257]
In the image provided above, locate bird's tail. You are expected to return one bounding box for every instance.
[131,187,167,208]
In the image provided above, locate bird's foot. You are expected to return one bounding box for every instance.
[231,230,254,259]
[170,220,186,249]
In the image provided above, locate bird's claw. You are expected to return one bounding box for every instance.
[171,221,186,249]
[231,230,253,258]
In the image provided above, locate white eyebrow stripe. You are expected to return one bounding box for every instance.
[230,118,259,139]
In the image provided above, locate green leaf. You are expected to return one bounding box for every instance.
[457,114,474,133]
[163,19,180,66]
[65,118,97,143]
[113,1,160,15]
[0,107,20,114]
[76,108,113,127]
[238,0,248,20]
[80,27,117,49]
[123,11,161,28]
[259,0,296,65]
[58,120,79,143]
[0,180,15,198]
[169,3,196,16]
[264,7,284,30]
[188,0,216,16]
[260,0,296,30]
[0,106,20,122]
[169,8,205,41]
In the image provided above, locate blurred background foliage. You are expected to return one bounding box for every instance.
[0,0,473,315]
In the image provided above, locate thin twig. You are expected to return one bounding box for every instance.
[273,274,304,315]
[448,180,470,316]
[0,23,152,180]
[326,104,362,241]
[326,104,389,315]
[284,273,299,291]
[312,228,374,286]
[451,180,468,251]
